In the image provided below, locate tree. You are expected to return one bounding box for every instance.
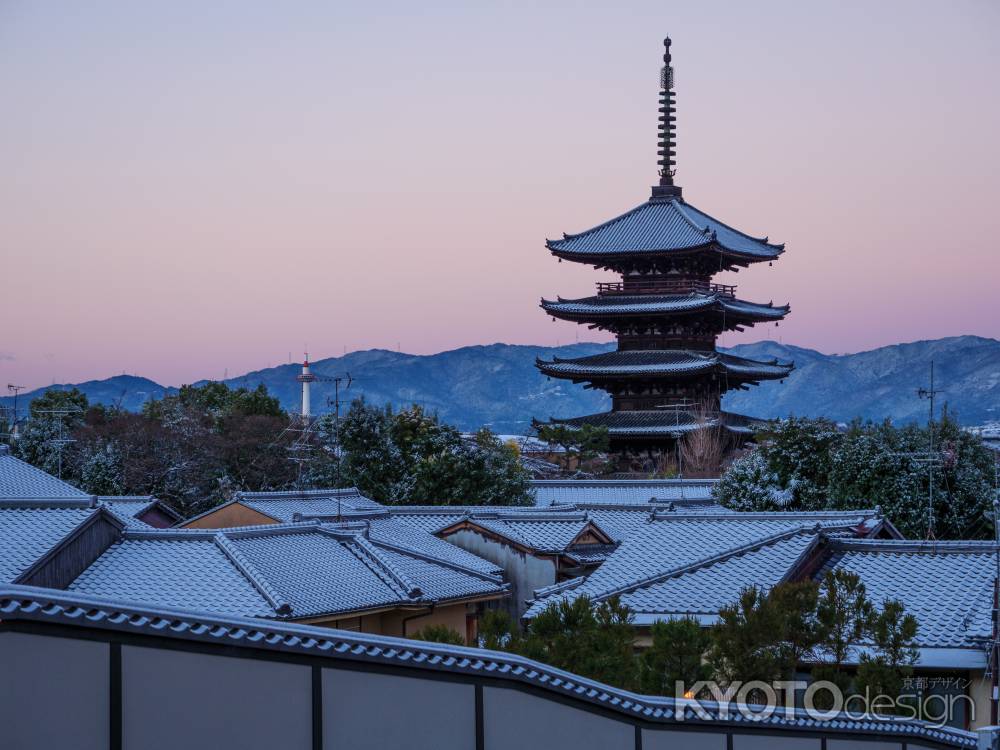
[77,440,124,495]
[718,416,996,539]
[753,417,841,510]
[521,596,637,689]
[478,609,522,652]
[639,617,711,696]
[811,569,871,702]
[709,586,784,688]
[536,423,610,473]
[12,388,90,479]
[768,580,822,680]
[679,403,727,477]
[854,599,919,709]
[321,399,532,506]
[714,451,784,511]
[410,625,466,646]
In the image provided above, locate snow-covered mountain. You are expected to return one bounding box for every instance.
[3,336,997,432]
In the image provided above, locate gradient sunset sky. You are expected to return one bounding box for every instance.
[2,0,998,389]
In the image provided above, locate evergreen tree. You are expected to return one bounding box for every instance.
[78,440,124,495]
[639,617,711,696]
[709,586,784,687]
[854,599,919,709]
[713,451,784,511]
[410,624,466,646]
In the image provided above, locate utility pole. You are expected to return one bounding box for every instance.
[36,404,83,479]
[5,384,25,440]
[917,361,943,539]
[323,373,352,489]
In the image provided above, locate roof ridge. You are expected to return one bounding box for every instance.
[581,525,819,603]
[651,510,877,521]
[829,538,1000,553]
[366,536,504,585]
[344,533,423,599]
[534,479,719,486]
[471,511,590,522]
[213,533,292,616]
[0,497,96,509]
[235,487,365,500]
[671,199,713,236]
[531,575,587,601]
[681,200,785,250]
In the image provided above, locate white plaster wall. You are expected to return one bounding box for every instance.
[445,528,559,620]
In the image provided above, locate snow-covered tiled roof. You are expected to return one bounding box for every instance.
[546,198,784,261]
[0,504,99,582]
[524,511,881,620]
[531,479,719,507]
[67,521,507,621]
[0,453,89,499]
[97,496,180,529]
[235,488,384,522]
[816,539,999,649]
[69,534,275,617]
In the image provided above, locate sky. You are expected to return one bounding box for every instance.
[1,0,998,389]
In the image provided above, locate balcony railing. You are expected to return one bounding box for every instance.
[596,280,736,296]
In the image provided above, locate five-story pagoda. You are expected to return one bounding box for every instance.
[535,37,793,460]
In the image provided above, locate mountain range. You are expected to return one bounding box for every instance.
[2,336,997,433]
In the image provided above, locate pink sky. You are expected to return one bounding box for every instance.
[2,0,998,389]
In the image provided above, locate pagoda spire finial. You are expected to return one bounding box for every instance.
[652,36,682,200]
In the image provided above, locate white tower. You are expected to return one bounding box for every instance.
[296,354,317,419]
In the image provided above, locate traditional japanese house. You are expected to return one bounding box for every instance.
[536,38,792,459]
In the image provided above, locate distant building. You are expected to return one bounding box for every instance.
[530,477,720,507]
[534,38,792,462]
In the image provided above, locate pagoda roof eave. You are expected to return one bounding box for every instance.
[546,243,782,267]
[533,410,762,438]
[539,294,790,323]
[535,350,794,383]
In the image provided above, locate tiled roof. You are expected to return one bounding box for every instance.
[362,517,501,576]
[0,584,977,749]
[68,534,275,617]
[67,521,507,621]
[97,496,179,529]
[541,293,788,322]
[531,479,719,506]
[546,198,784,261]
[544,409,758,437]
[537,349,793,381]
[619,531,817,618]
[235,488,384,522]
[452,512,610,554]
[816,539,999,649]
[0,504,99,582]
[0,454,89,499]
[387,505,552,534]
[525,512,880,619]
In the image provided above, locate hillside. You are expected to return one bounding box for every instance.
[3,336,997,432]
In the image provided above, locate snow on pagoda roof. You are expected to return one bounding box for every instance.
[546,197,784,261]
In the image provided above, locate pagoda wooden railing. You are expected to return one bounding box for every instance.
[596,280,736,296]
